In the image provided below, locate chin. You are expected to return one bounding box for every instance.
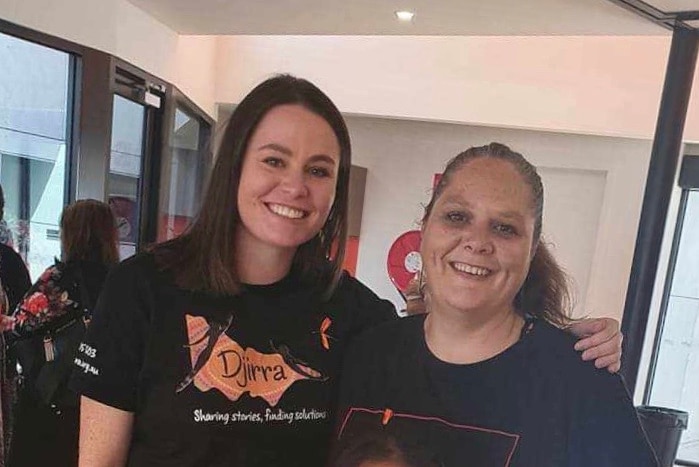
[440,295,492,314]
[273,234,319,249]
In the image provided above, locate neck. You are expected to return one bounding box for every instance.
[424,304,525,364]
[234,235,296,285]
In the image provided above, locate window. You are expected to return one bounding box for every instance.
[108,94,147,259]
[645,156,699,464]
[0,31,74,279]
[157,92,212,242]
[1,21,212,270]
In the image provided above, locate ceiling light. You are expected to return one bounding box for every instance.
[395,10,415,22]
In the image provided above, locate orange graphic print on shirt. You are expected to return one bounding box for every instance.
[184,315,324,407]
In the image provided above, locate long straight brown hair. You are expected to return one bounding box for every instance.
[153,75,351,298]
[61,199,119,265]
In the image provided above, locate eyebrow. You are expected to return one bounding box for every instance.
[257,143,292,156]
[497,211,526,222]
[257,143,337,166]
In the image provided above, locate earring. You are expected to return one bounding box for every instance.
[418,268,427,298]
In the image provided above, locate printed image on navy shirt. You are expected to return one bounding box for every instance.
[180,314,327,406]
[335,408,520,467]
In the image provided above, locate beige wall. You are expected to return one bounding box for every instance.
[213,35,673,139]
[174,35,217,116]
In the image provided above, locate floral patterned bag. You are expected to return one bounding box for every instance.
[9,261,91,408]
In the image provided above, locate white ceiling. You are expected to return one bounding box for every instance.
[127,0,668,35]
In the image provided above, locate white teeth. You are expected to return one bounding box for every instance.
[452,262,492,276]
[268,203,307,219]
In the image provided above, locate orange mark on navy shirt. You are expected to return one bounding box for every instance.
[319,317,333,350]
[382,408,394,425]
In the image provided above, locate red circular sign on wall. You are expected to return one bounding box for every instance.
[386,230,422,293]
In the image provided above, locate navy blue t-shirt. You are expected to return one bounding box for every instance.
[71,253,396,467]
[335,315,658,467]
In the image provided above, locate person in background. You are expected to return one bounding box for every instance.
[335,143,656,466]
[72,75,623,467]
[0,187,30,467]
[0,186,14,250]
[0,184,28,315]
[8,199,118,467]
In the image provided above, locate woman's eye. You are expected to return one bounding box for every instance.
[445,212,467,223]
[308,166,331,178]
[493,224,517,236]
[263,157,284,168]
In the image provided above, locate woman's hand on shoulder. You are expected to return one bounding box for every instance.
[569,317,623,373]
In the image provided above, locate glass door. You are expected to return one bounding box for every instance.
[108,94,146,259]
[645,156,699,465]
[107,63,165,259]
[0,31,76,279]
[157,90,213,242]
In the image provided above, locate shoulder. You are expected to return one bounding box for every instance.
[348,314,423,359]
[0,243,25,268]
[527,320,621,388]
[528,320,580,354]
[110,252,159,280]
[101,252,166,295]
[527,321,584,364]
[331,272,397,332]
[36,262,62,282]
[333,273,382,302]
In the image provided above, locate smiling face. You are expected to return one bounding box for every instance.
[421,157,537,319]
[236,104,341,258]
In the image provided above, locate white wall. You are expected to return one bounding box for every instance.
[346,115,651,321]
[214,35,673,139]
[174,35,217,116]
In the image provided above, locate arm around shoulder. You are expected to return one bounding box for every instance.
[342,275,397,332]
[79,396,134,467]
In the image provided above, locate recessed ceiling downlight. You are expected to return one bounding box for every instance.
[395,10,415,21]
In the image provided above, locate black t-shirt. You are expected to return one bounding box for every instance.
[335,315,658,467]
[71,253,396,467]
[0,242,31,312]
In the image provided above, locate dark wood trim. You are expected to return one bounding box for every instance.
[140,95,166,246]
[76,49,113,201]
[113,57,169,92]
[65,54,81,203]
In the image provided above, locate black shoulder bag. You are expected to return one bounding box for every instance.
[10,264,92,409]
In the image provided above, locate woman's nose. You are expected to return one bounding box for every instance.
[279,170,309,197]
[463,227,494,254]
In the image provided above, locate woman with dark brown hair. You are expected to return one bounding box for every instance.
[8,199,118,467]
[71,78,623,467]
[336,143,657,466]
